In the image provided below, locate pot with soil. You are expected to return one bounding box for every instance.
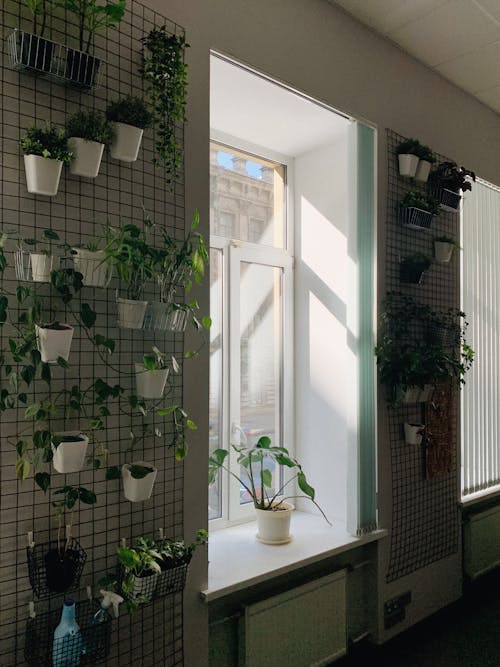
[255,501,295,545]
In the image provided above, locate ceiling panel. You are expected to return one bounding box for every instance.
[333,0,450,34]
[436,40,500,93]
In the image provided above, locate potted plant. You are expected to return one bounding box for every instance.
[434,235,458,263]
[209,436,330,544]
[135,347,169,400]
[400,253,431,284]
[155,530,207,596]
[414,143,436,183]
[17,228,61,282]
[20,124,73,196]
[35,321,74,363]
[404,423,425,445]
[122,462,157,502]
[51,431,89,473]
[396,138,421,177]
[430,161,476,212]
[141,28,188,185]
[70,239,108,287]
[12,0,53,72]
[62,0,125,87]
[106,96,153,162]
[66,110,114,178]
[116,538,162,602]
[399,190,440,230]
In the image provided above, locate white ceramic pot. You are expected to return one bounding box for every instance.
[35,324,74,363]
[404,423,424,445]
[24,154,63,196]
[134,364,169,399]
[434,241,454,263]
[30,253,53,282]
[415,159,432,183]
[255,501,294,545]
[398,153,419,178]
[110,122,144,162]
[72,248,107,287]
[403,386,421,404]
[51,432,89,473]
[144,302,188,332]
[122,461,158,502]
[117,298,148,329]
[68,138,104,178]
[131,573,158,600]
[419,384,435,403]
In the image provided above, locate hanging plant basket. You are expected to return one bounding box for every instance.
[116,298,148,329]
[399,206,434,231]
[122,461,158,502]
[404,422,425,445]
[35,324,74,363]
[24,154,63,196]
[109,122,144,162]
[156,562,188,597]
[415,159,432,183]
[68,138,105,178]
[9,30,54,72]
[65,48,101,88]
[143,302,188,332]
[71,248,108,287]
[434,241,454,263]
[27,538,86,598]
[51,432,89,474]
[14,251,55,282]
[398,153,419,178]
[134,364,169,399]
[436,187,461,212]
[24,599,110,667]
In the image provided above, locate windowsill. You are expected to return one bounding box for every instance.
[201,511,387,602]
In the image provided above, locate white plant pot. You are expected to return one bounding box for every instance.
[122,461,158,502]
[72,248,108,287]
[110,122,144,162]
[35,324,74,363]
[419,384,435,403]
[415,159,432,183]
[117,298,148,329]
[30,253,53,282]
[404,423,424,445]
[434,241,454,263]
[134,364,169,399]
[255,501,294,545]
[131,573,158,600]
[68,138,104,178]
[403,386,421,404]
[51,432,89,473]
[24,154,63,196]
[144,302,188,332]
[398,153,419,178]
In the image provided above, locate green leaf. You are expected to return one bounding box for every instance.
[16,440,28,457]
[81,303,97,328]
[41,363,52,384]
[79,487,97,505]
[25,402,41,418]
[128,464,154,479]
[261,468,272,488]
[56,357,69,369]
[16,459,30,481]
[35,472,50,493]
[202,316,212,330]
[256,436,271,449]
[43,228,59,240]
[186,419,197,430]
[157,405,177,417]
[105,466,121,480]
[143,354,156,370]
[0,295,8,324]
[297,471,315,500]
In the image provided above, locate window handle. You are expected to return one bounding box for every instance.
[231,422,247,446]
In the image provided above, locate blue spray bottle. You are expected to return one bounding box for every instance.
[52,599,82,667]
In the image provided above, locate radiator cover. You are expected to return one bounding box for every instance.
[464,505,500,580]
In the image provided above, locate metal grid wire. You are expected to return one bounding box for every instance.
[385,129,460,583]
[0,1,188,664]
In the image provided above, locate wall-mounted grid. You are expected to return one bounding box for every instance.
[0,1,190,664]
[385,129,460,583]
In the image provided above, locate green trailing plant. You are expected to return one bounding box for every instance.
[414,143,435,163]
[62,0,126,53]
[66,109,114,144]
[20,125,73,163]
[142,346,167,370]
[141,28,188,184]
[52,484,97,554]
[23,0,50,35]
[396,138,421,155]
[106,96,152,129]
[208,435,330,522]
[401,190,440,215]
[430,161,476,193]
[102,223,155,300]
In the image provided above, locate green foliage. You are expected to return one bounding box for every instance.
[102,223,154,300]
[62,0,126,52]
[20,125,73,164]
[106,96,152,129]
[127,464,154,479]
[396,138,435,163]
[66,110,114,144]
[53,484,97,510]
[401,190,440,215]
[23,0,50,34]
[430,161,476,193]
[142,346,166,370]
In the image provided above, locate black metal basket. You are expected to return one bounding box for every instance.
[24,600,111,667]
[399,205,433,230]
[437,187,461,212]
[27,539,87,598]
[119,562,188,606]
[156,563,188,597]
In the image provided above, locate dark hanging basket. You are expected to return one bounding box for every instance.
[400,264,425,285]
[24,599,111,667]
[436,187,461,212]
[65,48,101,88]
[156,562,188,597]
[27,538,87,598]
[399,206,434,231]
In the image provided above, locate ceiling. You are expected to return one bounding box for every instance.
[332,0,500,114]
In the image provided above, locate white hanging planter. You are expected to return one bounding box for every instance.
[404,423,425,445]
[255,501,294,545]
[122,461,158,502]
[24,154,63,196]
[117,298,148,329]
[72,248,108,287]
[434,241,454,263]
[415,159,432,183]
[419,384,435,403]
[35,324,74,363]
[134,364,169,399]
[51,432,89,473]
[403,386,421,404]
[30,253,53,282]
[143,302,188,332]
[109,122,144,162]
[398,153,419,178]
[68,138,104,178]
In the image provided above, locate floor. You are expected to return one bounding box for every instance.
[334,569,500,666]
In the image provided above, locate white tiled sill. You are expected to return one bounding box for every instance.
[201,511,387,602]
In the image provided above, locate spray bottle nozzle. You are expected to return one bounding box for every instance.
[99,589,124,618]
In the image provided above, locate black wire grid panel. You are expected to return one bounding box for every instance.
[385,129,460,583]
[0,2,188,665]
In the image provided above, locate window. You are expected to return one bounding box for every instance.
[462,178,500,500]
[209,141,292,524]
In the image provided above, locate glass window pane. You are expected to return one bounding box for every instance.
[210,142,285,248]
[239,262,283,504]
[209,248,223,520]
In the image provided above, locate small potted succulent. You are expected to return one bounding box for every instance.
[430,161,476,212]
[122,462,157,502]
[414,143,436,183]
[399,190,440,230]
[209,436,330,544]
[51,431,90,474]
[396,138,421,177]
[35,321,74,363]
[106,96,153,162]
[404,422,425,445]
[135,347,169,400]
[434,235,458,263]
[400,253,431,284]
[20,124,73,196]
[66,110,114,178]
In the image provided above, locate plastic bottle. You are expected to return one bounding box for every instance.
[93,589,124,622]
[52,599,82,667]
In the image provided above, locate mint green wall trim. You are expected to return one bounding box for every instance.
[357,123,377,534]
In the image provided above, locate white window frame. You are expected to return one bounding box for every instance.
[210,133,294,529]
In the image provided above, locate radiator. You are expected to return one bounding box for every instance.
[240,569,347,667]
[464,505,500,579]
